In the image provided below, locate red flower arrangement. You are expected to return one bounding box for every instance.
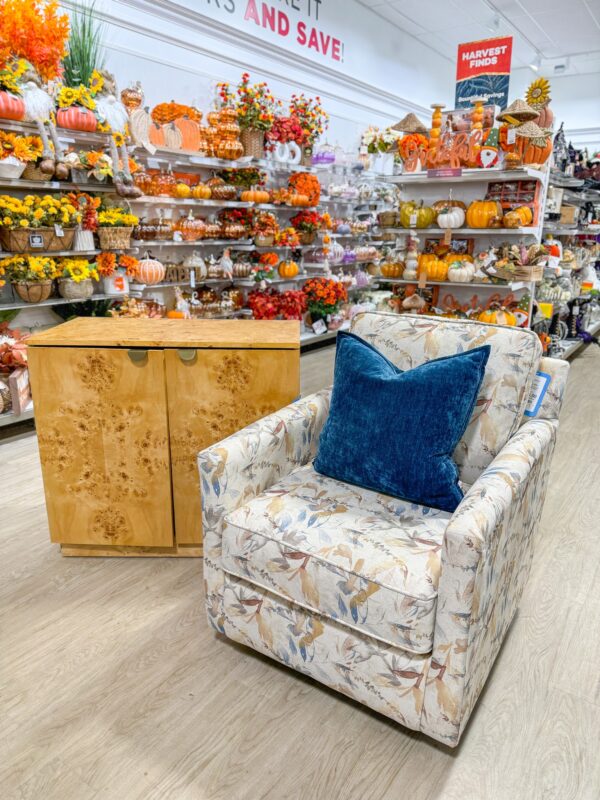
[247,288,306,320]
[290,210,323,233]
[303,277,347,317]
[218,208,253,227]
[266,115,305,149]
[275,227,300,247]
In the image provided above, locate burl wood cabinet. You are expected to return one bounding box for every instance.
[28,318,300,556]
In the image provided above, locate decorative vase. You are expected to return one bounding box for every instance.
[58,278,94,300]
[0,156,26,180]
[73,229,95,252]
[240,127,265,159]
[301,146,313,167]
[102,271,129,295]
[12,280,53,304]
[299,231,316,245]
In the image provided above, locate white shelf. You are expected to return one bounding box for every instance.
[132,239,255,250]
[0,292,125,311]
[552,320,600,360]
[384,167,546,185]
[0,178,118,193]
[0,404,34,428]
[378,278,531,290]
[377,227,539,236]
[0,248,136,258]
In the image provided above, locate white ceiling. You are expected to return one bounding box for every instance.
[356,0,600,76]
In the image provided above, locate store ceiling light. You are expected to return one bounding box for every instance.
[529,54,542,72]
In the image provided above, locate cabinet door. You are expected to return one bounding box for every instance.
[165,347,300,545]
[28,347,174,547]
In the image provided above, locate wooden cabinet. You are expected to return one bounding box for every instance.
[28,318,300,556]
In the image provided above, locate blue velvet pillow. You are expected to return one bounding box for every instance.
[314,332,490,512]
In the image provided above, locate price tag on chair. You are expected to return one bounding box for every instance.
[524,371,551,418]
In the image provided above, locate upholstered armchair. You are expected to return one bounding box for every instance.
[199,313,569,746]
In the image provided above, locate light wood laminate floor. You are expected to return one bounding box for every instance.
[1,344,599,800]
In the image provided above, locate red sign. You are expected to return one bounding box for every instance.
[456,36,513,81]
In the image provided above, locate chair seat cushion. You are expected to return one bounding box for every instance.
[221,464,455,655]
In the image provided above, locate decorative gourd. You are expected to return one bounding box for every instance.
[466,200,502,229]
[129,107,152,145]
[424,258,448,282]
[478,304,517,326]
[56,106,97,132]
[399,200,435,229]
[166,310,186,319]
[403,236,420,281]
[503,206,533,228]
[437,206,465,229]
[164,122,183,150]
[278,260,299,278]
[241,188,270,204]
[380,261,404,278]
[174,117,202,150]
[136,255,166,286]
[499,124,517,153]
[0,91,25,121]
[148,121,166,147]
[174,182,191,198]
[447,260,474,283]
[191,183,211,200]
[431,199,466,214]
[418,253,437,270]
[444,252,474,264]
[535,105,554,129]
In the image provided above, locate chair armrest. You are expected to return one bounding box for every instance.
[533,356,569,421]
[422,418,558,745]
[199,388,331,560]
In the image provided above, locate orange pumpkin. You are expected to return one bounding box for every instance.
[424,258,448,281]
[191,183,211,200]
[241,188,271,204]
[466,200,503,229]
[136,256,166,286]
[431,199,467,214]
[443,252,473,264]
[505,206,533,227]
[535,105,554,128]
[167,310,186,319]
[516,136,552,165]
[478,304,517,326]
[499,124,517,153]
[56,106,97,132]
[174,182,191,198]
[289,193,310,207]
[380,261,404,278]
[174,117,202,150]
[148,122,166,148]
[0,91,25,121]
[278,260,299,278]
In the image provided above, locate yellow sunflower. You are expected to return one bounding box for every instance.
[97,121,111,133]
[526,77,551,108]
[89,70,104,96]
[58,87,80,108]
[112,131,125,147]
[78,86,96,111]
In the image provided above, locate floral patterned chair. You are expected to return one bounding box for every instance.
[199,313,569,747]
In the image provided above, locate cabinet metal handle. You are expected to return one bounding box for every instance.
[128,349,148,365]
[178,348,197,364]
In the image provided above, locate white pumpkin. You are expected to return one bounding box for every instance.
[437,207,465,229]
[447,260,474,283]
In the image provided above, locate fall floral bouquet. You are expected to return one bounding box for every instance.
[1,254,59,282]
[303,276,347,319]
[0,131,43,163]
[275,227,300,248]
[361,126,400,154]
[265,115,305,150]
[249,251,278,282]
[58,257,98,283]
[97,207,139,227]
[96,252,139,277]
[289,94,329,146]
[97,206,138,250]
[217,73,279,131]
[252,211,278,245]
[247,287,280,319]
[0,194,80,228]
[289,172,321,206]
[278,289,307,320]
[290,210,323,234]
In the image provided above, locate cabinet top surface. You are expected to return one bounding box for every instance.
[27,318,301,349]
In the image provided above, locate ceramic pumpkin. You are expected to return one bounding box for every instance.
[191,183,211,200]
[278,260,299,278]
[174,182,191,198]
[289,193,310,207]
[437,206,465,229]
[466,200,502,229]
[399,201,435,229]
[241,188,270,204]
[163,122,183,149]
[148,122,166,147]
[424,258,448,282]
[504,206,533,228]
[447,260,474,283]
[478,304,517,326]
[136,255,166,285]
[380,260,404,278]
[56,106,97,132]
[174,117,202,150]
[0,91,25,121]
[129,107,152,145]
[519,136,552,165]
[431,199,466,214]
[443,252,473,264]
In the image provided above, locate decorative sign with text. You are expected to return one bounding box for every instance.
[201,0,344,63]
[455,36,512,109]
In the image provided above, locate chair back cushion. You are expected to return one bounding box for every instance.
[351,313,542,483]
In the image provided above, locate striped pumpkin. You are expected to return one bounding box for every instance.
[136,256,165,285]
[0,91,25,121]
[56,106,98,132]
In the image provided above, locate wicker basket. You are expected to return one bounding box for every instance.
[22,162,53,182]
[378,210,399,228]
[254,234,274,247]
[12,280,53,303]
[240,127,265,159]
[0,227,75,253]
[98,227,133,250]
[483,263,544,283]
[58,277,94,300]
[299,231,316,245]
